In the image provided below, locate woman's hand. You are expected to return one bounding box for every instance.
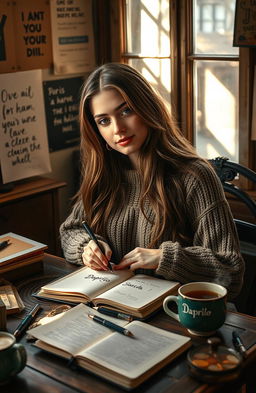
[114,248,162,271]
[82,240,112,270]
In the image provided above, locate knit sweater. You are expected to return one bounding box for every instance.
[60,160,244,300]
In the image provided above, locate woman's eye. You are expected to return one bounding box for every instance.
[121,107,132,116]
[98,117,110,126]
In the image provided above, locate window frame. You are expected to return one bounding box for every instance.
[108,0,255,190]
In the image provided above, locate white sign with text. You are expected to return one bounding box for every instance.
[0,69,51,183]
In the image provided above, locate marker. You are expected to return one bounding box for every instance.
[232,330,247,358]
[14,304,41,340]
[0,239,11,251]
[88,314,134,337]
[93,306,133,322]
[82,221,113,271]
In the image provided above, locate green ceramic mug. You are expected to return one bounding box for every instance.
[163,282,227,336]
[0,331,27,385]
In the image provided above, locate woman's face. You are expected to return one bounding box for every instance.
[90,88,149,168]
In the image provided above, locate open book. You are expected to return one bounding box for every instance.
[35,267,179,319]
[28,304,191,390]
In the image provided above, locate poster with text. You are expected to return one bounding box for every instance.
[233,0,256,47]
[13,0,53,71]
[50,0,95,74]
[0,69,52,184]
[43,77,83,151]
[0,2,17,73]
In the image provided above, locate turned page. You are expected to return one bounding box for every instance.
[29,304,128,357]
[94,274,179,308]
[41,267,133,300]
[80,320,191,379]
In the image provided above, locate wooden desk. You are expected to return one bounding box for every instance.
[5,254,256,393]
[0,177,66,256]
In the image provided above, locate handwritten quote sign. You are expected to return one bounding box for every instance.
[0,69,51,184]
[43,77,83,151]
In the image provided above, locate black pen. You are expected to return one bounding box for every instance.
[88,314,134,337]
[82,221,113,271]
[93,306,133,322]
[232,330,247,358]
[0,239,11,251]
[14,304,41,340]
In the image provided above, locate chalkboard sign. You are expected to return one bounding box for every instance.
[233,0,256,47]
[43,77,83,151]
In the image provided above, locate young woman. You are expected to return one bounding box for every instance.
[60,63,244,300]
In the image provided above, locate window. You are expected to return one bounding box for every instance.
[109,0,254,182]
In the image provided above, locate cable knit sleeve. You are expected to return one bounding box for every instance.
[156,161,245,300]
[59,200,106,265]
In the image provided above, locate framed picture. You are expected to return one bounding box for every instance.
[233,0,256,47]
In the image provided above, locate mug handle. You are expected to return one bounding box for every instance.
[14,344,27,373]
[163,295,180,322]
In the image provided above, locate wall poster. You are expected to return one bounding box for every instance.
[0,69,51,184]
[50,0,95,74]
[233,0,256,47]
[0,2,17,73]
[43,77,83,151]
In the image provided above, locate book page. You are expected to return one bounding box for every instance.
[80,321,190,379]
[41,267,133,300]
[29,304,128,357]
[94,274,179,308]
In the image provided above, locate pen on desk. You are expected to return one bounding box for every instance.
[82,221,113,272]
[93,306,133,322]
[14,304,41,340]
[88,314,134,337]
[0,239,11,251]
[232,330,247,358]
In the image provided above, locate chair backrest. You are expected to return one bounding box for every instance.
[209,157,256,316]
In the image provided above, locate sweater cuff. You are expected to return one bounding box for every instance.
[156,241,176,277]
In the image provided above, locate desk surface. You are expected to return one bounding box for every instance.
[4,254,256,393]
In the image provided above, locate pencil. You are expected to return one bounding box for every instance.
[88,314,134,337]
[82,221,113,271]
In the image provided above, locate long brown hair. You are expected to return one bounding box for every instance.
[78,63,202,246]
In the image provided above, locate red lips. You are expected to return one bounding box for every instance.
[117,136,134,146]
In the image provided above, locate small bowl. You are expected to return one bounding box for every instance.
[187,337,242,383]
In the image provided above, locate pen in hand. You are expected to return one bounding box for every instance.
[82,221,113,271]
[88,314,134,337]
[232,330,247,358]
[14,304,41,340]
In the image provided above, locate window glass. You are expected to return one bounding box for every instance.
[194,0,238,55]
[194,60,239,161]
[128,58,171,108]
[125,0,170,56]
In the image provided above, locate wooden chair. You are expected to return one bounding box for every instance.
[209,157,256,316]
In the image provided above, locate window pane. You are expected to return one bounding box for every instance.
[125,0,170,56]
[194,0,238,55]
[194,60,239,161]
[128,58,171,108]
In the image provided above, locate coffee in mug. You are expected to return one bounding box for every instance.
[0,331,27,385]
[163,282,227,336]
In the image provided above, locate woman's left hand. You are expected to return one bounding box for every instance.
[113,247,162,271]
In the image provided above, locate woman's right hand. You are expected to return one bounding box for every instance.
[82,240,112,270]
